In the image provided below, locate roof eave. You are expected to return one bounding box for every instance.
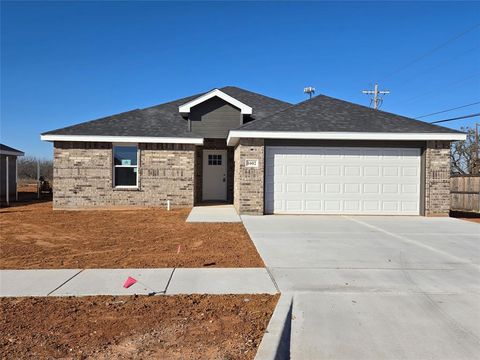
[41,134,204,145]
[226,130,466,146]
[0,150,24,156]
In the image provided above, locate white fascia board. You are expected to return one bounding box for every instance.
[226,131,466,146]
[178,89,253,115]
[40,134,204,145]
[0,150,24,156]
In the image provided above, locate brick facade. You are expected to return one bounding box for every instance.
[234,138,264,215]
[425,140,451,216]
[53,139,453,216]
[53,142,195,209]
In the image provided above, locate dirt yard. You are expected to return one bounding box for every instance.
[1,294,278,359]
[0,201,264,269]
[462,217,480,223]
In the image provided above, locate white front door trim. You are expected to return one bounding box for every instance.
[202,149,228,201]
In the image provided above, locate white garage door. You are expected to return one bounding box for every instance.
[265,146,421,215]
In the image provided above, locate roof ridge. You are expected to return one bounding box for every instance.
[221,86,292,106]
[236,102,298,130]
[236,94,316,130]
[140,90,207,110]
[238,93,462,133]
[314,94,463,133]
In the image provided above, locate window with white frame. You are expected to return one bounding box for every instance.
[113,145,138,187]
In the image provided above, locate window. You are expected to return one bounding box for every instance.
[208,154,222,166]
[113,145,138,187]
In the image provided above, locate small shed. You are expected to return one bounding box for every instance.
[1,144,24,205]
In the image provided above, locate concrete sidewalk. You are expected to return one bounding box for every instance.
[186,205,241,222]
[0,268,278,297]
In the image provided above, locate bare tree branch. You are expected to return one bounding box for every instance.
[450,126,476,175]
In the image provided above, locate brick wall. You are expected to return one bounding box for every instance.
[234,138,264,215]
[53,142,195,209]
[425,140,451,215]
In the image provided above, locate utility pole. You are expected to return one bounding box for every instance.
[474,123,480,175]
[362,83,390,110]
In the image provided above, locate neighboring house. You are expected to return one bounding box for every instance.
[0,144,24,205]
[41,86,465,216]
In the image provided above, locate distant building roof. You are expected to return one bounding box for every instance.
[0,144,24,156]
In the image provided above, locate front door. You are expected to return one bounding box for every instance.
[202,150,227,201]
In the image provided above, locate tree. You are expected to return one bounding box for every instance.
[17,156,53,181]
[450,126,479,175]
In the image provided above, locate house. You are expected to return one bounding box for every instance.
[41,86,465,216]
[0,144,24,205]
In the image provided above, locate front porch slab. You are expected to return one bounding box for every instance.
[186,205,241,223]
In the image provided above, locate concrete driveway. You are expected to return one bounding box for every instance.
[242,215,480,359]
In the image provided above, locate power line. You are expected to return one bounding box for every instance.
[416,101,480,119]
[390,45,479,89]
[382,22,480,81]
[430,113,480,124]
[388,72,479,107]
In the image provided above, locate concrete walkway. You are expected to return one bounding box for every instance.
[0,268,278,297]
[186,205,241,222]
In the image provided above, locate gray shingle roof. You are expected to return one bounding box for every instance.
[42,86,292,137]
[238,95,462,134]
[0,143,24,155]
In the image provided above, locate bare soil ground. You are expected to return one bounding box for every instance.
[0,199,264,269]
[462,217,480,223]
[0,294,278,360]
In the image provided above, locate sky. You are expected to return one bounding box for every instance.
[1,1,479,158]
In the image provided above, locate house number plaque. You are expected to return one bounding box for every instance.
[245,159,259,168]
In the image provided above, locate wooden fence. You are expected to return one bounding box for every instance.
[451,175,480,213]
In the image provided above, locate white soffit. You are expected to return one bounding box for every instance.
[178,89,253,115]
[226,130,467,146]
[40,134,204,145]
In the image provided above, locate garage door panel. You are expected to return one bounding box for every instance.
[265,146,421,215]
[305,200,322,211]
[306,165,322,175]
[382,201,399,211]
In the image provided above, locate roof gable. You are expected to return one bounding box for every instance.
[179,89,252,115]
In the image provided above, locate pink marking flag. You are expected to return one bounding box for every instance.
[123,276,137,288]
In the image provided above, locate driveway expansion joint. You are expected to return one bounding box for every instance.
[47,269,84,296]
[266,267,281,293]
[345,216,479,269]
[162,267,176,294]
